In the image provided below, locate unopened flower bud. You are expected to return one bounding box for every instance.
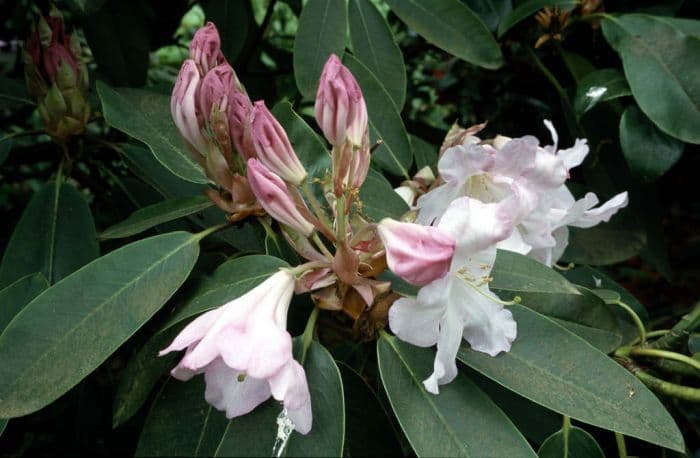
[189,22,226,74]
[229,90,255,159]
[171,59,208,155]
[199,63,239,118]
[315,54,368,146]
[377,218,455,286]
[247,159,314,236]
[250,101,307,184]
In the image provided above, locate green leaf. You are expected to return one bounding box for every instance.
[378,334,536,457]
[161,255,289,333]
[0,137,11,166]
[497,0,578,37]
[338,362,403,457]
[619,105,684,182]
[100,195,214,239]
[65,0,108,15]
[349,0,407,109]
[553,319,621,354]
[563,223,646,266]
[136,377,229,457]
[461,0,512,32]
[656,17,700,39]
[0,273,49,333]
[343,54,413,178]
[0,76,34,109]
[602,14,700,144]
[293,0,348,99]
[271,101,331,181]
[457,305,684,452]
[538,426,605,458]
[213,341,345,457]
[688,333,700,355]
[202,0,254,63]
[97,82,209,184]
[411,135,438,172]
[385,0,503,69]
[574,68,631,116]
[491,250,580,295]
[0,181,99,287]
[358,169,409,222]
[0,418,6,437]
[83,0,150,86]
[0,232,201,418]
[112,324,184,428]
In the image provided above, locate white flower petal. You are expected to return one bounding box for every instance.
[204,358,272,419]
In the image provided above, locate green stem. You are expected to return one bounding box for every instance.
[312,233,334,259]
[629,348,700,372]
[618,357,700,401]
[300,307,320,365]
[193,222,230,241]
[649,302,700,351]
[302,180,332,231]
[336,195,346,242]
[562,416,571,458]
[609,300,646,345]
[615,432,627,458]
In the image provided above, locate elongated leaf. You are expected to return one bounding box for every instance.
[161,255,288,333]
[457,305,684,452]
[385,0,502,68]
[0,273,48,333]
[574,68,631,116]
[136,377,229,457]
[462,0,512,32]
[349,0,406,108]
[0,181,98,287]
[358,169,409,221]
[563,220,647,266]
[213,341,345,457]
[491,250,580,295]
[344,55,413,178]
[602,14,700,144]
[112,324,184,428]
[0,232,201,418]
[203,0,254,63]
[0,418,6,437]
[101,195,213,239]
[378,334,536,457]
[689,333,700,354]
[620,105,684,182]
[538,426,605,458]
[411,135,438,171]
[271,101,331,181]
[0,76,33,109]
[97,82,209,184]
[293,0,348,98]
[497,0,578,37]
[553,319,621,354]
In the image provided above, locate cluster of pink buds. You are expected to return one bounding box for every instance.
[23,8,89,141]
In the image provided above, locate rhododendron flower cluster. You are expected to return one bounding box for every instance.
[164,21,629,436]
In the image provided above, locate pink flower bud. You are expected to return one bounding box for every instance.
[315,54,368,146]
[198,63,237,118]
[250,101,307,184]
[378,218,455,286]
[229,90,256,159]
[189,22,226,74]
[171,59,208,155]
[247,159,314,236]
[26,15,78,86]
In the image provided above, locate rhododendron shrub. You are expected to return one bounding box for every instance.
[1,2,698,457]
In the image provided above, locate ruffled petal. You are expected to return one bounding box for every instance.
[203,358,272,419]
[388,289,445,348]
[159,307,224,356]
[422,305,462,394]
[415,181,461,226]
[438,143,494,183]
[491,136,539,177]
[569,191,629,229]
[269,360,312,435]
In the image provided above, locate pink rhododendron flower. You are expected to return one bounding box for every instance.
[390,197,518,394]
[171,59,209,157]
[160,270,312,434]
[377,218,455,286]
[189,22,226,74]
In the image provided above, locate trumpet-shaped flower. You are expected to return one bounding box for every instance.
[389,197,518,394]
[159,270,312,434]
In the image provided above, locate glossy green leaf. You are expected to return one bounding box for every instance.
[491,250,580,295]
[563,223,646,266]
[385,0,503,69]
[378,334,536,457]
[457,305,684,452]
[620,105,684,182]
[497,0,577,37]
[112,324,184,428]
[349,0,406,108]
[0,181,99,287]
[575,68,631,116]
[338,362,402,457]
[136,377,229,457]
[0,232,201,418]
[0,273,49,333]
[100,195,214,239]
[538,426,605,458]
[161,255,289,333]
[462,0,512,32]
[202,0,253,63]
[358,169,409,222]
[97,82,209,184]
[553,319,621,354]
[344,54,413,178]
[271,101,331,181]
[411,135,438,172]
[656,17,700,39]
[602,14,700,144]
[689,333,700,354]
[214,341,345,457]
[293,0,348,98]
